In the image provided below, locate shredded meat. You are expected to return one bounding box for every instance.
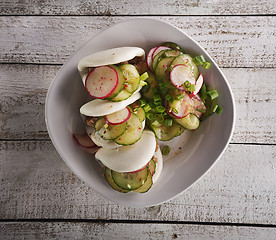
[129,56,148,74]
[85,117,98,126]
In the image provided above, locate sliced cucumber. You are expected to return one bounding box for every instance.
[95,118,127,140]
[104,167,129,193]
[175,113,200,130]
[106,65,125,100]
[201,95,218,121]
[163,49,182,58]
[148,158,156,176]
[110,88,131,102]
[162,42,186,54]
[134,172,153,193]
[111,167,148,190]
[150,120,180,141]
[170,54,199,80]
[134,107,146,122]
[155,57,175,82]
[119,64,140,93]
[152,50,167,71]
[115,113,143,145]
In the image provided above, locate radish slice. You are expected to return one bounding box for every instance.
[146,47,158,71]
[165,93,192,119]
[190,74,204,97]
[170,64,195,91]
[152,46,171,59]
[73,134,99,154]
[85,66,118,99]
[104,107,131,125]
[190,95,206,118]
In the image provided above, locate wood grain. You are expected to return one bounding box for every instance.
[1,141,275,224]
[1,64,275,144]
[0,16,275,67]
[0,0,275,15]
[1,222,276,239]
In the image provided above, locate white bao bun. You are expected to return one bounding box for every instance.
[78,47,145,85]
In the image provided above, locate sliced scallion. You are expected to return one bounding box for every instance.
[193,55,205,65]
[202,62,211,69]
[139,99,146,107]
[163,118,173,127]
[140,72,149,81]
[175,94,184,100]
[155,105,166,113]
[153,94,161,102]
[207,89,219,100]
[161,145,171,156]
[143,104,151,112]
[196,108,206,113]
[146,112,155,121]
[155,114,164,123]
[216,105,223,114]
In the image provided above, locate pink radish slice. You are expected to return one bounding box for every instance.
[152,46,171,58]
[170,64,196,91]
[85,66,118,99]
[147,47,158,71]
[73,134,97,148]
[104,107,131,125]
[165,93,192,119]
[190,74,204,97]
[190,95,206,118]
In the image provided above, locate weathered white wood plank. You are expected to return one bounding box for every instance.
[0,16,275,67]
[0,0,275,15]
[1,65,275,144]
[0,222,276,240]
[1,141,275,224]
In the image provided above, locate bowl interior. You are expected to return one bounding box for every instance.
[45,18,235,207]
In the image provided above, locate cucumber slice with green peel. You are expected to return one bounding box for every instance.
[148,158,156,176]
[175,124,185,136]
[163,49,182,58]
[95,118,127,140]
[162,42,186,54]
[134,107,146,122]
[119,64,140,93]
[175,113,200,130]
[142,71,158,100]
[155,57,175,81]
[170,54,199,80]
[150,120,180,141]
[110,88,132,102]
[134,172,153,193]
[104,168,130,193]
[152,50,168,71]
[111,167,148,190]
[115,113,143,145]
[106,65,125,100]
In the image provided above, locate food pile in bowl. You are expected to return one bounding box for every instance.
[74,42,222,193]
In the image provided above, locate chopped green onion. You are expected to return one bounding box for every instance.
[213,104,218,113]
[163,118,173,127]
[165,94,172,102]
[200,84,207,101]
[139,99,146,107]
[216,105,223,114]
[175,94,184,100]
[184,80,190,88]
[154,100,162,106]
[155,114,164,123]
[189,84,195,92]
[143,104,151,112]
[207,89,219,100]
[155,105,166,113]
[196,108,206,113]
[146,112,155,121]
[153,94,161,102]
[202,62,211,69]
[161,145,171,156]
[172,108,178,114]
[140,72,149,81]
[193,55,205,65]
[151,120,162,127]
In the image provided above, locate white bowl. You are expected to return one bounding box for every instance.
[45,18,235,207]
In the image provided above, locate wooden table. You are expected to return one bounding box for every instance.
[1,1,275,239]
